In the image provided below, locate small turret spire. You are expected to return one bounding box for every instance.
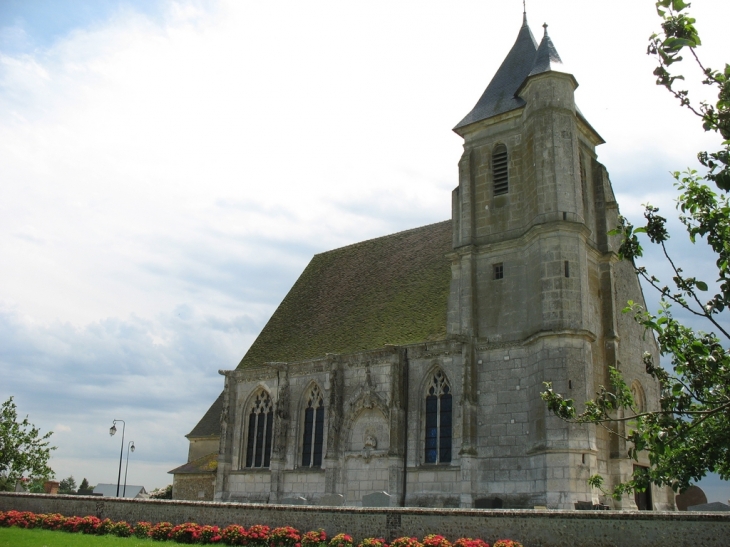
[526,21,570,79]
[453,9,538,131]
[522,0,527,26]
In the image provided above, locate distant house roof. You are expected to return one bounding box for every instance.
[168,452,218,475]
[93,483,148,499]
[236,220,453,369]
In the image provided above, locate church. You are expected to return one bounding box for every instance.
[169,12,673,511]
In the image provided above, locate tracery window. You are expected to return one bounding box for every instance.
[492,144,509,196]
[631,380,647,414]
[425,370,452,464]
[301,384,325,467]
[244,390,274,468]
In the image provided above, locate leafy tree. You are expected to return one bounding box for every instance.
[0,396,55,492]
[78,477,94,495]
[59,475,77,494]
[27,478,46,493]
[149,484,173,499]
[542,0,730,500]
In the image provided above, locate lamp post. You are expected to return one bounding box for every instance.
[123,441,135,498]
[109,419,125,497]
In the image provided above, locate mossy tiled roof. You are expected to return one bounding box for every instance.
[237,220,453,369]
[168,451,218,475]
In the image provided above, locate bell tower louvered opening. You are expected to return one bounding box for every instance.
[492,144,509,195]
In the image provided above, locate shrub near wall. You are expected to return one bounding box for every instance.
[0,510,523,547]
[3,493,730,547]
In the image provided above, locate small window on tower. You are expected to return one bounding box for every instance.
[494,263,504,280]
[492,144,509,195]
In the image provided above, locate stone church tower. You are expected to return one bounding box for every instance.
[170,13,673,511]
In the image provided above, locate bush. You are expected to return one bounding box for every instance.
[94,518,115,536]
[79,516,102,534]
[0,510,523,547]
[247,524,270,547]
[358,538,388,547]
[302,529,328,547]
[390,538,422,547]
[0,510,41,529]
[111,521,133,537]
[135,521,153,538]
[222,524,247,545]
[270,526,301,547]
[329,533,354,547]
[423,536,451,547]
[453,539,489,547]
[200,524,223,544]
[40,513,66,531]
[171,522,203,543]
[60,516,86,533]
[149,521,174,541]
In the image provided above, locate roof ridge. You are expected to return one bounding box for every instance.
[314,219,451,256]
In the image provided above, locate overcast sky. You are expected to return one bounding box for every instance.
[1,0,729,503]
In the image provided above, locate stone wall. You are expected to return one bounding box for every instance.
[173,473,216,501]
[2,492,729,547]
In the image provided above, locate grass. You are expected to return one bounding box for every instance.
[0,527,157,547]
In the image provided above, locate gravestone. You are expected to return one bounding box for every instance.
[362,491,392,507]
[279,496,308,505]
[688,502,730,512]
[676,486,707,511]
[318,493,345,506]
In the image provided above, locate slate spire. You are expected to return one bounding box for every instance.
[454,13,538,131]
[527,23,567,78]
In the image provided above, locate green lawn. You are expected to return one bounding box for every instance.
[0,527,157,547]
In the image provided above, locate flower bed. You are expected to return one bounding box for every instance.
[0,509,523,547]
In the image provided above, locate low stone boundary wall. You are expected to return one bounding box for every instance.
[2,492,730,547]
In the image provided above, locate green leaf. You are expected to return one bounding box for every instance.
[695,281,708,291]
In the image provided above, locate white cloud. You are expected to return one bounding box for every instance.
[0,0,728,494]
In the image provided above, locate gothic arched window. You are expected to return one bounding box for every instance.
[492,144,509,196]
[425,370,452,464]
[301,384,325,468]
[244,390,274,468]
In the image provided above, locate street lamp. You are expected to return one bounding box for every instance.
[123,441,135,498]
[109,419,125,497]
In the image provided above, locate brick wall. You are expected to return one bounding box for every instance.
[2,492,729,547]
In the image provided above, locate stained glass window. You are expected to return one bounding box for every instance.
[425,371,452,464]
[301,384,325,468]
[244,391,273,468]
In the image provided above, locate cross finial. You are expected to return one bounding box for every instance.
[543,22,549,36]
[522,0,527,25]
